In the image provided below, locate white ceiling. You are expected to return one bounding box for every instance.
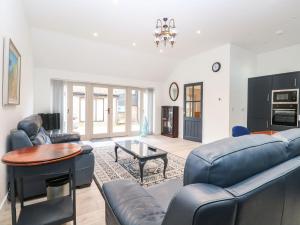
[23,0,300,59]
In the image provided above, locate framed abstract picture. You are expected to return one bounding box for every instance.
[2,38,21,105]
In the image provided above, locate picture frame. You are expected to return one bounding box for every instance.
[2,37,21,105]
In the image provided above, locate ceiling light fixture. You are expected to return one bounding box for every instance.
[196,30,201,34]
[132,42,136,47]
[159,49,163,53]
[93,32,99,37]
[154,17,177,47]
[275,30,284,36]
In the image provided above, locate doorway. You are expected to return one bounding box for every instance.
[183,82,203,142]
[67,82,144,140]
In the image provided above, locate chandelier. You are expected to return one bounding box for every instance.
[153,17,177,47]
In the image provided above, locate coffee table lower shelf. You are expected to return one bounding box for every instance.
[17,196,73,225]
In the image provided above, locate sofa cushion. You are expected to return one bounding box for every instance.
[273,128,300,159]
[147,178,183,211]
[184,134,288,187]
[32,128,52,145]
[17,114,42,139]
[103,180,165,225]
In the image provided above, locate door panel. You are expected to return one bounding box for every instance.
[92,86,110,138]
[112,88,127,135]
[184,82,203,142]
[72,85,86,136]
[131,89,142,132]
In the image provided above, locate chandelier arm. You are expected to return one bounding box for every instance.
[169,18,176,28]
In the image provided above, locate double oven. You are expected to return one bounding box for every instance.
[271,89,299,127]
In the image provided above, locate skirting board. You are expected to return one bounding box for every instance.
[0,192,8,211]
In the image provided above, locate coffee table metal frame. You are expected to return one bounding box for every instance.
[114,141,168,183]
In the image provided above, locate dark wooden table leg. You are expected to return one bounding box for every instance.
[71,158,77,225]
[114,145,119,162]
[139,160,146,184]
[162,156,168,178]
[9,167,16,225]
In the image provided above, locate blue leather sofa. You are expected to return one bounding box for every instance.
[103,128,300,225]
[9,114,95,199]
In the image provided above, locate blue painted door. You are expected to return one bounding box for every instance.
[184,82,203,142]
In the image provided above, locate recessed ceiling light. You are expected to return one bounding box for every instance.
[132,42,136,47]
[93,32,99,37]
[113,0,119,5]
[275,30,284,36]
[196,30,201,34]
[159,49,163,53]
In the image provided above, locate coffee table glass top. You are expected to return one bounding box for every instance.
[115,140,167,158]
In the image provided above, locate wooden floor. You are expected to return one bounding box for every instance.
[0,135,200,225]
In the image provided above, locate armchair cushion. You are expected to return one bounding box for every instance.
[50,133,80,143]
[103,180,165,225]
[17,114,42,139]
[32,127,52,145]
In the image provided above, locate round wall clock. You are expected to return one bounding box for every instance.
[212,62,221,72]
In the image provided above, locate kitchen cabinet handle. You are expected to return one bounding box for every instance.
[266,120,269,128]
[267,93,270,102]
[295,78,297,87]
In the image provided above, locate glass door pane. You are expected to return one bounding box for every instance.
[113,88,126,133]
[131,89,141,132]
[93,87,109,135]
[72,85,86,135]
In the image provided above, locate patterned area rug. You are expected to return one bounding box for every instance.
[93,145,186,189]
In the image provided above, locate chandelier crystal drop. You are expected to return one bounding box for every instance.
[153,17,177,48]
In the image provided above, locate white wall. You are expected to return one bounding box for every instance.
[257,44,300,76]
[229,45,257,131]
[162,44,231,143]
[0,0,34,206]
[34,68,162,134]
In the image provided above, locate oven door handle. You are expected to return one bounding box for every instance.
[273,109,297,111]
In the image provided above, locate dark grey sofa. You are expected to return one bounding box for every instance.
[9,114,95,199]
[103,128,300,225]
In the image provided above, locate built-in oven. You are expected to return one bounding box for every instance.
[272,89,299,127]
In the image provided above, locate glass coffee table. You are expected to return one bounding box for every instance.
[114,140,168,183]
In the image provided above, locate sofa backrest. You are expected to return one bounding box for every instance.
[165,131,300,225]
[17,114,42,139]
[273,128,300,159]
[184,134,288,187]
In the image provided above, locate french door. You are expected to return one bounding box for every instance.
[183,82,203,142]
[67,83,143,140]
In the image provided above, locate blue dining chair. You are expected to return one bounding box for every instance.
[232,126,250,137]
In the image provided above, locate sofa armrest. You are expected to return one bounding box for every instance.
[103,180,165,225]
[162,183,236,225]
[50,133,80,143]
[80,145,93,154]
[9,130,33,150]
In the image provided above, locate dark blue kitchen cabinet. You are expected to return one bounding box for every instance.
[272,72,299,90]
[247,76,272,132]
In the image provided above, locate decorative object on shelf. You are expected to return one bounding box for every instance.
[161,106,179,138]
[153,17,177,47]
[212,62,221,72]
[169,82,179,101]
[2,37,21,105]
